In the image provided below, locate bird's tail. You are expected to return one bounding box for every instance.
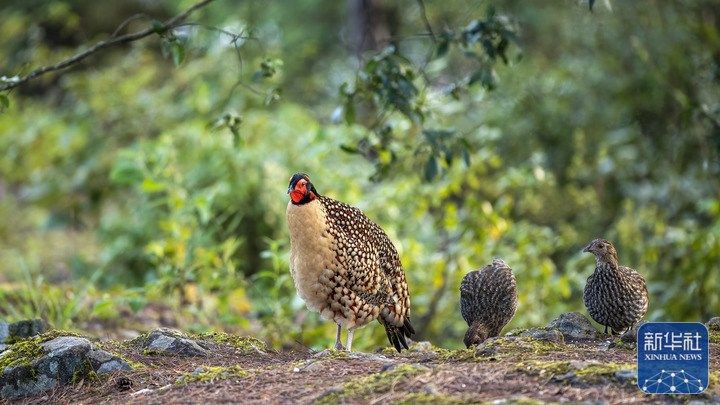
[382,317,415,352]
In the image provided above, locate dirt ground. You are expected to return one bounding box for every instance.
[5,334,719,405]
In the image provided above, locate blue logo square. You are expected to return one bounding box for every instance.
[637,322,709,394]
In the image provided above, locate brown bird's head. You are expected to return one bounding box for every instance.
[463,321,489,348]
[583,238,619,267]
[287,172,319,205]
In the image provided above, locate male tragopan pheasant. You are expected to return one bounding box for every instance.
[582,238,648,334]
[285,173,414,352]
[460,259,517,347]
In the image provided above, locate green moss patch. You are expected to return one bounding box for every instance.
[517,360,635,384]
[71,361,99,384]
[609,338,635,350]
[317,364,429,404]
[709,331,720,344]
[0,330,92,370]
[431,347,477,362]
[479,337,563,358]
[0,338,44,370]
[312,349,352,359]
[192,331,267,353]
[176,365,250,385]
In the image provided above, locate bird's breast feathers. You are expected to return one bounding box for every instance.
[286,200,338,317]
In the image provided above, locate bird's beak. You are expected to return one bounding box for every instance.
[582,244,592,253]
[287,186,293,194]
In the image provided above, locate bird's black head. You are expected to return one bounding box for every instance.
[583,238,619,266]
[287,172,319,205]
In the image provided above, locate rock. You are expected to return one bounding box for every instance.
[619,321,646,344]
[0,335,131,399]
[614,369,637,384]
[0,319,46,343]
[514,328,565,343]
[347,352,392,362]
[706,317,720,331]
[475,337,502,357]
[547,312,601,341]
[409,341,434,352]
[142,328,209,357]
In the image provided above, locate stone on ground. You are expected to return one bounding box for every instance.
[546,312,601,341]
[508,328,565,343]
[0,335,132,399]
[0,319,46,343]
[142,328,209,357]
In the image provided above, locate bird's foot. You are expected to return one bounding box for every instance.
[334,341,346,351]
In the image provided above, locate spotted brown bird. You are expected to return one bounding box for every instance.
[285,173,414,352]
[582,238,648,335]
[460,259,518,347]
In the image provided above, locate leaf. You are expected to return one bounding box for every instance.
[343,99,356,125]
[462,147,471,167]
[141,178,165,193]
[340,144,360,154]
[424,155,439,180]
[0,94,8,109]
[264,88,281,105]
[171,41,185,67]
[436,37,450,59]
[151,20,165,34]
[110,161,144,185]
[469,68,497,90]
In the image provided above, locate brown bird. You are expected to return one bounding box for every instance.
[460,259,518,347]
[285,173,414,352]
[583,238,649,335]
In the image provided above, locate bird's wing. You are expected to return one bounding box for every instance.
[621,266,649,309]
[460,271,480,325]
[320,196,414,351]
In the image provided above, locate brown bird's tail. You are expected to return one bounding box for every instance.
[382,317,415,352]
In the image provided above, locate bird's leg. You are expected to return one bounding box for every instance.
[346,329,355,352]
[604,325,608,335]
[334,324,345,351]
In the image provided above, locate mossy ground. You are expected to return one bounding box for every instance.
[317,364,429,404]
[477,336,564,359]
[176,365,250,385]
[394,392,475,404]
[0,330,91,370]
[517,359,635,383]
[0,338,44,370]
[4,331,718,404]
[191,331,267,353]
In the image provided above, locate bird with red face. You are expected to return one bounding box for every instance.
[285,172,414,352]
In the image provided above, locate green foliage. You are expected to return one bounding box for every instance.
[338,6,518,181]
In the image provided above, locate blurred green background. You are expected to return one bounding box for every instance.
[0,0,718,351]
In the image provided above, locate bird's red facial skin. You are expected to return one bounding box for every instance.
[289,179,315,204]
[290,189,305,203]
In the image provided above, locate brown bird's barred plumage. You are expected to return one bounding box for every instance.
[286,173,414,352]
[582,238,648,334]
[460,259,518,347]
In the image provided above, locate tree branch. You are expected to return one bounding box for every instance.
[416,0,436,43]
[0,0,216,92]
